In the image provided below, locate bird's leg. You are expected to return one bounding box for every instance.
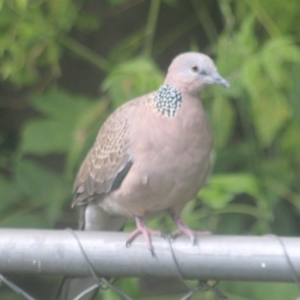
[126,216,161,255]
[171,215,210,245]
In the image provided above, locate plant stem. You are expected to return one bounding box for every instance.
[191,0,218,45]
[265,178,300,211]
[143,0,161,57]
[219,0,235,34]
[245,0,281,37]
[59,35,110,72]
[154,16,199,57]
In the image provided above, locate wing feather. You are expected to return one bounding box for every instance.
[72,101,136,207]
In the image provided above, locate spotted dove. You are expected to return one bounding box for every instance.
[56,52,229,300]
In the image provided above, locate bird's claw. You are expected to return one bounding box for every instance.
[160,232,167,239]
[125,216,161,255]
[171,216,211,245]
[149,247,155,257]
[192,237,197,246]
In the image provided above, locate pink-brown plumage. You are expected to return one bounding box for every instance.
[56,52,229,300]
[74,52,229,244]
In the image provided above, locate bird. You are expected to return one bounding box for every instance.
[55,52,229,300]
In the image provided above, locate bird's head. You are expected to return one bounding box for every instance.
[164,52,230,94]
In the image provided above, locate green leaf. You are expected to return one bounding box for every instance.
[105,0,128,6]
[263,37,300,63]
[29,88,94,120]
[21,88,96,155]
[0,0,78,86]
[108,31,144,63]
[211,94,235,149]
[235,15,258,55]
[2,213,47,228]
[290,63,300,123]
[241,55,261,99]
[16,159,66,201]
[102,56,163,107]
[16,159,71,225]
[251,89,292,148]
[199,173,261,209]
[75,12,101,31]
[0,176,22,212]
[21,118,73,154]
[261,37,300,85]
[220,281,299,300]
[14,0,28,11]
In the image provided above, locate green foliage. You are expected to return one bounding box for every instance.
[102,56,163,107]
[15,158,70,225]
[211,94,235,149]
[0,175,22,212]
[21,88,97,155]
[0,158,71,228]
[220,281,299,300]
[199,173,262,209]
[0,0,300,299]
[106,0,128,6]
[241,37,300,148]
[0,0,99,85]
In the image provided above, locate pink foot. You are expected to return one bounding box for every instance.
[126,216,162,255]
[171,215,210,245]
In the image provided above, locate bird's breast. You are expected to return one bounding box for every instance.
[131,96,212,162]
[102,97,213,217]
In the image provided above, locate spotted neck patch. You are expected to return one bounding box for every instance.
[153,84,182,117]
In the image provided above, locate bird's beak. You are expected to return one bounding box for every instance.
[210,73,230,88]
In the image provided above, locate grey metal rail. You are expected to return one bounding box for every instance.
[0,229,299,282]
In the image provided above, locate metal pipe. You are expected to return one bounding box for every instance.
[0,229,299,282]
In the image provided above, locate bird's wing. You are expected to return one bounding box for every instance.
[72,100,137,207]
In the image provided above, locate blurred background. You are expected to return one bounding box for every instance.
[0,0,300,299]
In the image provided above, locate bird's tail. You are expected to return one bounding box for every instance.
[55,204,127,300]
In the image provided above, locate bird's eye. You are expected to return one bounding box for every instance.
[191,65,199,73]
